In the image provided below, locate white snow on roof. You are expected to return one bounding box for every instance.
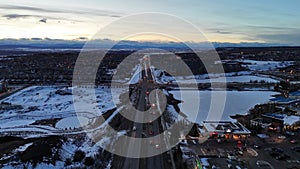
[283,115,300,125]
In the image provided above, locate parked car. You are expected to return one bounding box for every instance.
[275,154,290,160]
[256,161,270,167]
[278,135,286,139]
[237,151,243,156]
[270,152,280,158]
[272,147,284,153]
[253,144,261,149]
[291,146,300,152]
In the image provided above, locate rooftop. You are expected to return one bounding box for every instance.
[203,121,251,134]
[263,113,300,125]
[270,96,299,104]
[290,91,300,97]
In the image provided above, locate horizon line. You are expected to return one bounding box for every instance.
[0,38,300,47]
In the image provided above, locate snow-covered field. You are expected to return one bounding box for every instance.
[239,60,294,71]
[0,86,126,131]
[152,59,294,84]
[170,90,278,123]
[175,75,277,84]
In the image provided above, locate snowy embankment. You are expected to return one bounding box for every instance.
[127,64,141,84]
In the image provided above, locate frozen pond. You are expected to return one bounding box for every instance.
[169,90,278,123]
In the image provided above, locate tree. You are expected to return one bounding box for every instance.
[73,150,85,162]
[84,157,95,166]
[65,158,72,166]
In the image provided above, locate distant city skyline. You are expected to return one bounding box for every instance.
[1,0,300,45]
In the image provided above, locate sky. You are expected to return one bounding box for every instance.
[1,0,300,45]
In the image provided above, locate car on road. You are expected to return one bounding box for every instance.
[179,139,188,145]
[256,161,272,168]
[227,154,237,161]
[151,103,156,108]
[287,160,300,164]
[287,165,300,169]
[278,135,286,139]
[141,132,147,137]
[290,139,297,144]
[132,126,136,131]
[275,154,290,160]
[291,146,300,152]
[254,144,261,149]
[285,131,295,136]
[237,151,243,156]
[155,144,160,149]
[269,152,280,158]
[235,165,241,169]
[227,159,233,164]
[272,147,284,153]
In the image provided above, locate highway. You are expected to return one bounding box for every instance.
[120,55,175,169]
[121,64,147,169]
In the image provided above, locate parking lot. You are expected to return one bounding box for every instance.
[183,132,300,169]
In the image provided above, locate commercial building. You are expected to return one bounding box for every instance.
[250,113,300,132]
[202,121,251,140]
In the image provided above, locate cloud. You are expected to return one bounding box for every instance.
[215,30,232,34]
[256,33,300,45]
[2,13,82,24]
[1,4,123,18]
[83,8,123,17]
[205,27,234,34]
[3,14,48,23]
[30,38,43,41]
[39,18,47,23]
[75,37,88,41]
[3,14,37,19]
[246,25,299,31]
[1,5,61,13]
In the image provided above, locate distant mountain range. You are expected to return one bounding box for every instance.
[0,38,291,51]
